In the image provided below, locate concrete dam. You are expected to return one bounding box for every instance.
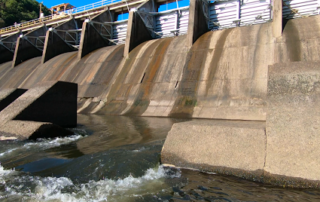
[1,0,320,188]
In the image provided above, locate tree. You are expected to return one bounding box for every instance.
[0,0,50,28]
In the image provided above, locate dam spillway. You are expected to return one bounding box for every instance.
[1,0,320,189]
[0,15,314,120]
[0,26,271,120]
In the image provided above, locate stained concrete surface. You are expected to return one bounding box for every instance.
[161,120,266,179]
[0,120,73,140]
[266,61,320,182]
[0,88,27,111]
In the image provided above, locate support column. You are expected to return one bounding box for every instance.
[123,11,152,57]
[273,0,282,38]
[187,0,209,49]
[42,19,80,64]
[12,26,47,67]
[78,10,114,59]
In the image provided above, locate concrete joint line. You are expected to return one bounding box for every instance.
[263,128,267,170]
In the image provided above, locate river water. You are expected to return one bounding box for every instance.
[0,114,320,201]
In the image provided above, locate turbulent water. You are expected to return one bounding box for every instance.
[0,115,320,202]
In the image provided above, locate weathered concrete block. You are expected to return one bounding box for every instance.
[265,62,320,182]
[0,120,73,140]
[161,120,266,180]
[0,88,27,112]
[0,81,77,127]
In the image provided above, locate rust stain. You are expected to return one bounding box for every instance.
[102,42,145,114]
[125,37,173,115]
[205,28,233,96]
[169,32,213,118]
[42,53,78,82]
[90,45,124,85]
[55,53,78,80]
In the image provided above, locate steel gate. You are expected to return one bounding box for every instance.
[240,0,272,26]
[283,0,320,19]
[154,7,190,39]
[112,20,128,45]
[208,0,272,30]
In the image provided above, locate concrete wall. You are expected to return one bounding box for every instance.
[275,15,320,63]
[1,15,318,120]
[162,60,320,188]
[0,9,320,186]
[0,16,319,121]
[0,81,76,140]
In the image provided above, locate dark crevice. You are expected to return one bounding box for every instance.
[140,73,146,83]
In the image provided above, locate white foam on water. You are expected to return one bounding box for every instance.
[0,165,181,202]
[26,134,85,148]
[0,165,17,188]
[132,146,146,152]
[0,134,84,158]
[0,147,18,157]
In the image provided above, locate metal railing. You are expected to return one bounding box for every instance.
[0,0,122,35]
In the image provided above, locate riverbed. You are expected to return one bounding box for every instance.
[0,114,320,201]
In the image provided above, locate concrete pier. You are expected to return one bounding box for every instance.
[187,0,209,49]
[78,10,114,59]
[123,1,154,57]
[0,88,27,112]
[42,19,81,64]
[265,61,320,186]
[0,81,77,127]
[12,26,47,67]
[161,120,266,180]
[0,81,77,140]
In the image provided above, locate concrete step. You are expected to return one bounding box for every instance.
[0,88,27,112]
[0,81,77,127]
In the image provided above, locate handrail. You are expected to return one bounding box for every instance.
[0,0,122,35]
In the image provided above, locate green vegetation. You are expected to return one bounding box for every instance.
[0,0,50,28]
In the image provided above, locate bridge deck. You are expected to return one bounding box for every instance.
[0,0,147,37]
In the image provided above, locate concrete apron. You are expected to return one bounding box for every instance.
[161,61,320,189]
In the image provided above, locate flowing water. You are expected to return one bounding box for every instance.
[0,114,320,202]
